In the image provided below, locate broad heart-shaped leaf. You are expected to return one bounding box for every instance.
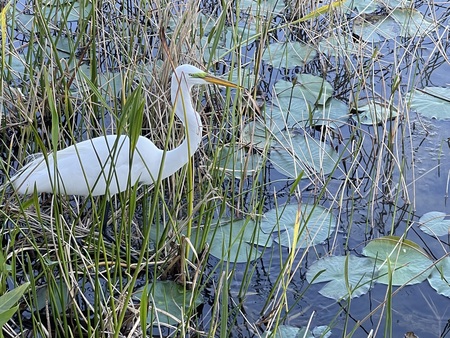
[310,98,349,129]
[306,256,376,300]
[343,0,378,14]
[134,281,203,326]
[427,257,450,298]
[191,218,272,263]
[419,211,450,237]
[270,132,340,179]
[407,87,450,120]
[352,14,400,42]
[362,236,434,286]
[260,204,336,249]
[275,76,333,106]
[262,324,332,338]
[391,8,435,38]
[241,120,274,150]
[262,41,317,68]
[352,101,398,125]
[215,145,264,178]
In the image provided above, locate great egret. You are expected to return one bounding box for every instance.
[9,64,238,196]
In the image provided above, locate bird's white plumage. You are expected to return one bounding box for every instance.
[10,64,237,196]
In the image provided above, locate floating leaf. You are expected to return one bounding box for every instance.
[134,281,203,326]
[262,41,317,68]
[317,35,362,57]
[343,0,379,14]
[407,87,450,120]
[310,98,349,129]
[352,101,398,125]
[391,8,435,38]
[352,14,400,42]
[262,324,332,338]
[260,204,336,249]
[270,132,340,179]
[362,236,434,286]
[306,255,376,300]
[239,0,287,16]
[215,145,264,178]
[418,212,450,237]
[241,120,274,150]
[427,257,450,298]
[275,76,333,105]
[191,218,272,263]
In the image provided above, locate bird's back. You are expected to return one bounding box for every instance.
[10,135,162,196]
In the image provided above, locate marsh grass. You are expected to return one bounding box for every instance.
[0,0,448,337]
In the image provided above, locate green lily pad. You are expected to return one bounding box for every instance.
[215,145,264,178]
[270,132,340,179]
[262,41,317,68]
[408,87,450,120]
[263,324,332,338]
[306,255,377,300]
[134,280,203,326]
[352,14,400,42]
[317,35,362,57]
[362,236,434,286]
[418,212,450,237]
[310,98,349,129]
[260,204,336,249]
[191,218,272,263]
[343,0,379,14]
[427,257,450,298]
[352,101,398,125]
[275,76,333,105]
[391,8,435,38]
[241,120,274,150]
[239,0,287,16]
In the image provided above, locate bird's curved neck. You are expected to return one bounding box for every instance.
[164,74,203,176]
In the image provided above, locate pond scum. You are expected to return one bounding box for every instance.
[0,0,450,337]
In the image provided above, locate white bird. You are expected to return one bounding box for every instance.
[9,64,238,196]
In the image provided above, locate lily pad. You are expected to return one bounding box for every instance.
[263,324,332,338]
[270,132,340,179]
[134,280,203,326]
[241,120,274,150]
[310,98,349,129]
[408,87,450,120]
[275,76,333,105]
[352,14,400,42]
[260,204,336,249]
[352,101,398,125]
[215,145,264,178]
[427,257,450,298]
[262,41,317,68]
[418,212,450,237]
[306,255,377,300]
[191,218,272,263]
[362,236,434,286]
[391,8,435,38]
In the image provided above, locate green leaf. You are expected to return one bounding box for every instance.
[215,145,264,178]
[427,257,450,298]
[275,76,333,105]
[0,282,29,313]
[270,132,340,179]
[352,100,398,125]
[262,41,317,68]
[419,211,450,237]
[352,14,400,42]
[306,255,376,300]
[260,204,336,249]
[391,8,435,38]
[408,87,450,120]
[191,218,272,263]
[134,281,203,326]
[362,236,434,286]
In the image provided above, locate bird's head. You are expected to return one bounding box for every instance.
[174,64,239,88]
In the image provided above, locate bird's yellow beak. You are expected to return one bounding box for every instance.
[203,74,241,89]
